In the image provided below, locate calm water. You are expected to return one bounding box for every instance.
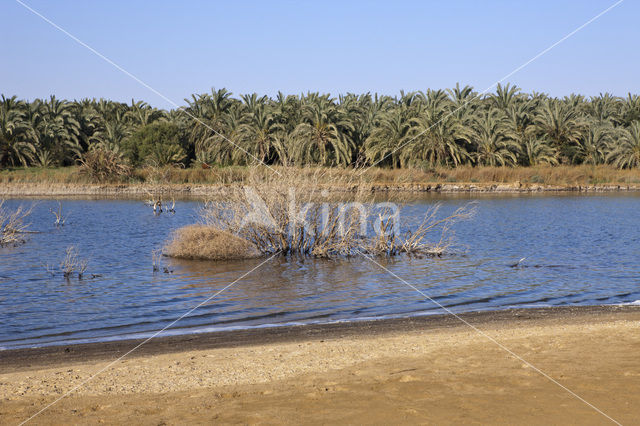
[1,194,639,349]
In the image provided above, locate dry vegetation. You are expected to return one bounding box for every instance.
[43,246,90,279]
[1,164,639,189]
[78,148,132,183]
[59,245,89,279]
[165,168,476,260]
[399,164,640,186]
[164,225,259,260]
[49,201,67,227]
[152,248,163,271]
[0,200,34,246]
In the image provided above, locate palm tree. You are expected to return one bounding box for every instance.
[0,96,35,167]
[400,102,469,167]
[271,91,303,134]
[126,100,166,127]
[534,100,584,162]
[505,99,537,164]
[562,93,586,111]
[491,83,522,110]
[291,95,354,166]
[0,86,639,170]
[573,122,615,165]
[237,100,282,164]
[33,149,55,168]
[94,98,128,123]
[620,94,640,126]
[607,122,640,168]
[587,93,622,124]
[196,105,243,166]
[447,83,478,122]
[73,99,102,152]
[470,109,518,166]
[37,96,82,165]
[271,132,295,166]
[183,88,232,157]
[340,93,391,166]
[520,136,559,166]
[416,89,452,114]
[90,114,132,152]
[364,106,411,168]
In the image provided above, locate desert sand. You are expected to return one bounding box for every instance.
[1,306,639,424]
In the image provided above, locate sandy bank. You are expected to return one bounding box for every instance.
[1,306,639,424]
[1,181,640,198]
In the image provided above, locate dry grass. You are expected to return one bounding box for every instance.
[164,225,260,260]
[1,164,638,187]
[122,164,640,186]
[0,167,85,184]
[78,148,132,183]
[0,200,34,246]
[408,165,640,186]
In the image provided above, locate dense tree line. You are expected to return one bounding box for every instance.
[2,84,640,171]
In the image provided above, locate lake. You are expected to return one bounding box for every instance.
[1,193,639,349]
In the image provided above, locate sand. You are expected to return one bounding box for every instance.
[1,307,639,424]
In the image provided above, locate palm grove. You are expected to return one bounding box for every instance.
[2,84,640,179]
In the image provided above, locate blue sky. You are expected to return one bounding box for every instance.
[1,0,637,109]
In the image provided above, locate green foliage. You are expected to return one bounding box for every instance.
[608,122,640,168]
[1,85,640,171]
[470,109,518,166]
[124,122,186,167]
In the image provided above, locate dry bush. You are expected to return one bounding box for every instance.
[78,148,132,183]
[0,200,34,246]
[164,224,260,260]
[198,167,475,258]
[200,167,374,257]
[364,202,476,257]
[60,245,89,279]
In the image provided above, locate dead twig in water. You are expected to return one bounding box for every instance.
[144,189,164,214]
[152,249,162,272]
[60,246,89,279]
[50,201,68,227]
[0,200,36,246]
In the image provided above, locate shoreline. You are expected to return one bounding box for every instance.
[1,181,640,198]
[2,305,637,373]
[2,305,640,424]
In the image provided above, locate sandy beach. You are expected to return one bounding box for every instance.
[1,306,639,424]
